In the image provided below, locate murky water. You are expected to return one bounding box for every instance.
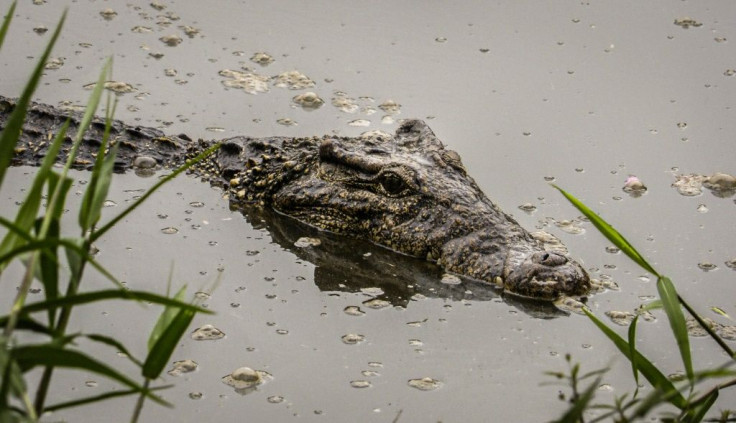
[1,1,735,421]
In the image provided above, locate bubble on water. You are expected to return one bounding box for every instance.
[34,25,48,35]
[276,329,289,335]
[704,173,736,194]
[160,34,182,46]
[408,377,442,391]
[362,370,380,377]
[99,8,117,20]
[715,37,727,43]
[361,287,384,296]
[189,201,204,208]
[341,334,365,345]
[368,361,383,368]
[189,392,203,400]
[720,325,736,340]
[543,176,556,182]
[674,17,702,29]
[251,52,274,66]
[273,70,315,90]
[724,259,736,270]
[168,359,198,376]
[435,37,447,43]
[267,395,284,404]
[363,298,390,309]
[161,227,179,234]
[348,119,371,127]
[554,296,586,315]
[406,320,426,327]
[605,246,620,254]
[164,68,177,77]
[553,219,585,235]
[676,122,687,129]
[150,1,166,10]
[292,92,324,110]
[378,100,401,114]
[350,380,371,388]
[440,274,461,285]
[85,380,98,388]
[294,237,321,248]
[131,26,152,33]
[479,48,489,53]
[408,339,423,346]
[696,204,708,213]
[698,262,717,272]
[206,127,225,132]
[725,69,736,77]
[344,306,365,316]
[103,200,117,207]
[149,52,165,60]
[381,115,395,124]
[191,324,225,340]
[219,69,270,94]
[331,95,359,113]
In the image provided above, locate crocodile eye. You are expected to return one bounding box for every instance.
[379,172,408,196]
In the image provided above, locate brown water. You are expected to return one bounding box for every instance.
[1,1,734,421]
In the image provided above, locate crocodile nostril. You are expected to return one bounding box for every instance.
[533,251,568,266]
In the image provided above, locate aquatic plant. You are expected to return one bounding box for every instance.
[0,3,219,421]
[549,185,735,422]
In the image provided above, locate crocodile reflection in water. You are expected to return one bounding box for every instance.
[1,95,590,301]
[242,205,569,318]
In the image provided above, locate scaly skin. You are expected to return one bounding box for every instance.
[1,95,590,300]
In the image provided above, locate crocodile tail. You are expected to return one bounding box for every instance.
[0,95,191,172]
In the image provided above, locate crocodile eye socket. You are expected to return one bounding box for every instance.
[379,172,408,196]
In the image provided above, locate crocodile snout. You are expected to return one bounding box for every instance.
[503,251,590,300]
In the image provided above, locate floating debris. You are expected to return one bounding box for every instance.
[33,25,48,35]
[674,17,703,29]
[273,70,315,90]
[294,237,320,248]
[726,259,736,270]
[518,203,536,214]
[150,1,166,11]
[168,359,198,376]
[623,175,647,197]
[698,262,717,272]
[251,52,274,66]
[361,287,384,296]
[179,25,199,38]
[83,81,136,94]
[440,274,462,285]
[725,69,736,77]
[149,52,165,60]
[191,324,225,340]
[222,367,271,391]
[44,57,64,70]
[720,325,736,340]
[554,296,586,315]
[331,95,359,113]
[605,310,636,326]
[131,26,153,33]
[434,37,447,43]
[292,92,324,110]
[686,317,719,337]
[99,8,117,20]
[696,204,708,213]
[363,298,391,309]
[348,119,370,127]
[408,377,442,391]
[378,100,401,114]
[350,380,372,388]
[160,227,179,235]
[672,173,705,196]
[276,118,297,126]
[159,34,182,46]
[552,218,585,235]
[341,334,365,345]
[703,172,736,195]
[267,395,284,403]
[219,69,270,94]
[344,306,365,316]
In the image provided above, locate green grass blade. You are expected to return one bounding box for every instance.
[44,385,172,412]
[12,345,168,407]
[628,315,640,391]
[583,307,687,409]
[37,218,60,327]
[0,1,17,51]
[79,97,117,232]
[0,9,66,189]
[552,185,659,277]
[0,316,52,335]
[657,276,693,385]
[687,388,718,423]
[148,284,187,352]
[552,374,603,423]
[678,297,735,359]
[142,307,195,380]
[90,142,221,243]
[18,289,212,315]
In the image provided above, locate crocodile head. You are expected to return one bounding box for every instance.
[265,120,590,300]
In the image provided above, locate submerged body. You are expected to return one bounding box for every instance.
[1,95,590,300]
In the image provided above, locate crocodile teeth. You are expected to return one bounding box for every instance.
[493,276,503,287]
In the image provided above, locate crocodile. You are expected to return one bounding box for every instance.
[1,95,590,300]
